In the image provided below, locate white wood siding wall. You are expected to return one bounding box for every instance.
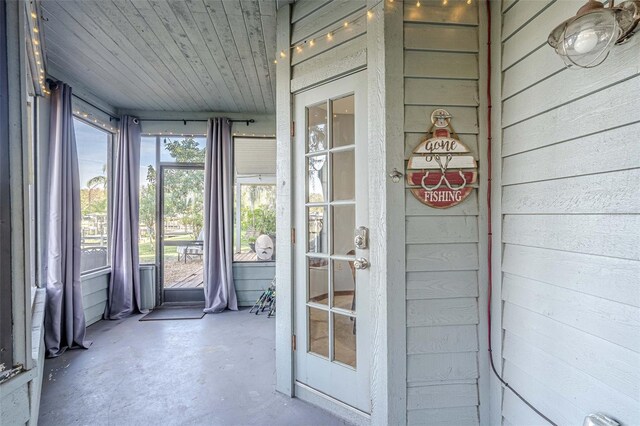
[81,271,109,327]
[498,1,640,425]
[289,0,367,93]
[234,263,275,307]
[403,2,482,424]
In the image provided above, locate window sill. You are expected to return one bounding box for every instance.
[232,260,275,266]
[80,267,111,280]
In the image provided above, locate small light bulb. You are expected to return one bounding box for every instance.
[417,0,421,6]
[367,10,373,18]
[327,32,333,40]
[344,21,348,27]
[296,45,302,52]
[35,51,39,56]
[34,27,39,33]
[309,39,315,47]
[273,59,277,64]
[31,12,37,18]
[279,51,286,58]
[573,28,599,54]
[33,39,39,45]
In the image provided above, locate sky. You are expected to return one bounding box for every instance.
[74,118,108,190]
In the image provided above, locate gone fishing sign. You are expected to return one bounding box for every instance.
[407,109,477,209]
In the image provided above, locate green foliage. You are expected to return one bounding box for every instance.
[164,137,205,162]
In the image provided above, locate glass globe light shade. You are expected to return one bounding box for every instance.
[556,10,621,68]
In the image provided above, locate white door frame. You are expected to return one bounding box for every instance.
[275,3,407,425]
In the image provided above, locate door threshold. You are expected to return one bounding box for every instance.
[295,382,370,426]
[163,288,205,303]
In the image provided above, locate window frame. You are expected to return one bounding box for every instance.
[73,115,115,277]
[233,136,277,263]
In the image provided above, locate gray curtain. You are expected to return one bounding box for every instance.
[203,118,238,313]
[105,116,144,319]
[44,82,90,358]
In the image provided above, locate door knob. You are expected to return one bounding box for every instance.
[353,258,369,270]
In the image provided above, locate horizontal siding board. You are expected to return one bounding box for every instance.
[404,1,478,25]
[406,189,479,217]
[291,9,366,66]
[291,43,366,92]
[407,298,478,327]
[291,0,333,23]
[503,303,640,400]
[406,216,479,244]
[502,169,640,214]
[81,274,109,295]
[502,0,584,70]
[404,79,479,107]
[503,214,640,260]
[405,23,478,52]
[292,34,366,83]
[405,106,478,133]
[407,325,478,354]
[502,122,640,185]
[82,289,107,309]
[406,243,479,272]
[404,51,479,79]
[502,244,640,307]
[237,290,264,306]
[85,304,106,326]
[501,368,581,426]
[407,352,478,383]
[291,0,365,44]
[406,270,478,300]
[502,75,640,156]
[502,44,561,100]
[405,133,478,159]
[407,406,478,426]
[407,384,478,410]
[233,279,272,292]
[501,0,551,41]
[503,39,640,127]
[503,332,640,423]
[502,273,640,352]
[232,264,276,280]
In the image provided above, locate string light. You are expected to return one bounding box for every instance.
[367,10,373,19]
[327,32,333,41]
[309,39,315,47]
[416,1,421,7]
[442,0,448,5]
[343,21,349,27]
[467,0,472,4]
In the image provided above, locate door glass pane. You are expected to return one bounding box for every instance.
[308,155,327,203]
[162,168,204,289]
[333,313,356,368]
[332,204,355,255]
[308,207,327,254]
[308,104,327,153]
[332,95,354,148]
[309,307,329,358]
[308,257,328,305]
[331,150,355,201]
[332,259,355,311]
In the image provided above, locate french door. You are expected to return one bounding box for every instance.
[294,71,369,413]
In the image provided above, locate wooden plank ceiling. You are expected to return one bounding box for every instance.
[40,0,277,113]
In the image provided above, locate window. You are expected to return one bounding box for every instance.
[233,138,276,262]
[75,118,111,273]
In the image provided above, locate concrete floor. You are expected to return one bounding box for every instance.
[39,308,349,426]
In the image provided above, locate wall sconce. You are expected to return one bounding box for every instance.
[547,0,640,68]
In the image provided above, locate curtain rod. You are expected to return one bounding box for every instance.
[140,118,256,126]
[46,79,121,122]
